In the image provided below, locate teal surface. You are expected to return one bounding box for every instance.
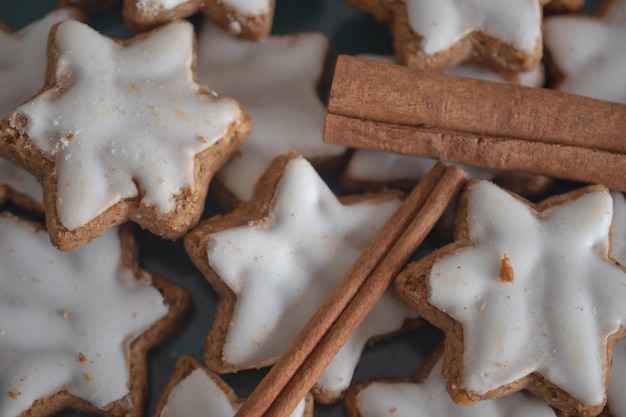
[0,1,605,416]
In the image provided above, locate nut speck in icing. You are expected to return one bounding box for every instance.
[429,181,626,406]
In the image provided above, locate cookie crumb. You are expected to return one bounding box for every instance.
[78,352,86,363]
[8,390,20,399]
[499,252,514,283]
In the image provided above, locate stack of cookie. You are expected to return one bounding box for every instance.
[0,0,625,417]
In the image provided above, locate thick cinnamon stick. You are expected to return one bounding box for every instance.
[263,165,466,417]
[324,55,626,191]
[234,163,465,417]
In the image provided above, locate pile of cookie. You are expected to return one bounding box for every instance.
[0,0,625,417]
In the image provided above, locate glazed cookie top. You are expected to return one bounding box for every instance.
[8,20,244,231]
[197,22,345,202]
[159,366,308,417]
[404,0,542,54]
[0,9,81,119]
[427,181,626,406]
[0,214,168,417]
[354,358,558,417]
[205,156,415,395]
[543,15,626,103]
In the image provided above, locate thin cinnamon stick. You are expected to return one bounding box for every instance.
[264,165,466,417]
[234,163,465,417]
[324,55,626,191]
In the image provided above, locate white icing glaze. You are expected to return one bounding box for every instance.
[0,215,168,417]
[159,367,308,417]
[427,181,626,406]
[356,359,557,417]
[601,0,626,24]
[205,156,416,395]
[11,20,243,230]
[612,191,626,266]
[404,0,542,54]
[608,339,626,417]
[543,16,626,104]
[197,22,344,202]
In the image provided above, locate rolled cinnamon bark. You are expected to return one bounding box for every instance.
[325,55,626,191]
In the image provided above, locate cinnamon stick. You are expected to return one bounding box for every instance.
[324,54,626,191]
[234,163,466,417]
[264,165,466,417]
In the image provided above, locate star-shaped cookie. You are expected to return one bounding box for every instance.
[154,356,313,417]
[123,0,275,39]
[345,0,547,71]
[345,351,561,417]
[395,180,626,417]
[0,9,81,212]
[0,19,250,251]
[544,14,626,103]
[197,22,345,206]
[185,154,417,403]
[0,213,190,417]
